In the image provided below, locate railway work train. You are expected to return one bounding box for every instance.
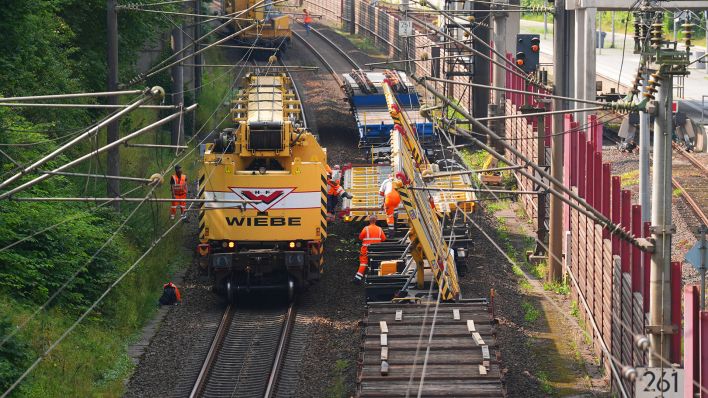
[197,73,327,301]
[223,0,292,48]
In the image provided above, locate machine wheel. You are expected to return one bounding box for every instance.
[287,277,295,303]
[226,280,236,304]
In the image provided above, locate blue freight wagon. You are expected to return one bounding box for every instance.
[342,70,434,147]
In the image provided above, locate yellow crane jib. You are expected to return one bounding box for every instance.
[381,79,461,302]
[381,82,427,169]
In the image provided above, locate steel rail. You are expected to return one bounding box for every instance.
[673,142,708,175]
[305,24,362,70]
[671,177,708,227]
[291,31,343,87]
[671,143,708,226]
[264,302,297,398]
[188,305,234,398]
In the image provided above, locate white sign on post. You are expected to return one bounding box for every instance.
[399,20,413,37]
[634,367,684,398]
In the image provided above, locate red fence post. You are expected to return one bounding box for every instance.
[611,177,621,255]
[631,205,642,293]
[602,164,611,239]
[685,285,700,397]
[585,141,594,208]
[506,54,512,98]
[593,152,602,212]
[620,190,631,273]
[577,130,586,198]
[563,115,575,232]
[671,262,682,364]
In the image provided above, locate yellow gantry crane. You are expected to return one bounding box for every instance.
[381,80,462,302]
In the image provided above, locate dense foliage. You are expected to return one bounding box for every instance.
[0,1,189,395]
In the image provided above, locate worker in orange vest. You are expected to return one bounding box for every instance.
[379,174,401,234]
[326,165,353,221]
[354,214,386,283]
[159,281,182,306]
[303,9,312,35]
[170,165,187,220]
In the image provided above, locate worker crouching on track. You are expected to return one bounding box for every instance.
[159,282,182,306]
[379,173,401,234]
[170,165,187,220]
[326,165,353,221]
[354,215,386,284]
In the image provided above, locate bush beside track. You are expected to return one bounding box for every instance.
[0,2,205,395]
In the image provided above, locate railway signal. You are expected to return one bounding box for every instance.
[515,34,540,73]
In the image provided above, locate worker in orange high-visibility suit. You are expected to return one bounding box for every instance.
[159,281,182,306]
[354,215,386,283]
[170,165,187,220]
[379,174,401,234]
[303,9,313,35]
[326,165,353,221]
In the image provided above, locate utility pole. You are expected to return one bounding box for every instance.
[491,0,507,106]
[193,0,202,98]
[107,0,120,209]
[349,0,356,35]
[648,68,674,367]
[171,27,184,147]
[547,0,568,282]
[472,0,490,121]
[639,69,651,222]
[611,11,615,48]
[402,0,410,73]
[490,0,507,151]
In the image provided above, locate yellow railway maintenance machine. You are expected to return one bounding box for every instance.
[223,0,292,48]
[362,78,476,302]
[197,73,327,301]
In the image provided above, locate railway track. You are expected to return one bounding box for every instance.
[604,132,708,226]
[188,302,298,398]
[291,24,362,85]
[671,143,708,226]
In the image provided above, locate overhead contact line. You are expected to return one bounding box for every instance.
[412,75,650,250]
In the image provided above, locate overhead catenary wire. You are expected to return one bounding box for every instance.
[11,197,257,204]
[0,80,245,395]
[0,88,161,192]
[38,170,157,183]
[424,76,617,108]
[118,0,194,7]
[0,14,273,358]
[0,211,186,398]
[130,0,285,84]
[459,211,630,398]
[412,75,646,249]
[0,89,144,102]
[0,103,178,109]
[0,102,196,200]
[403,1,546,91]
